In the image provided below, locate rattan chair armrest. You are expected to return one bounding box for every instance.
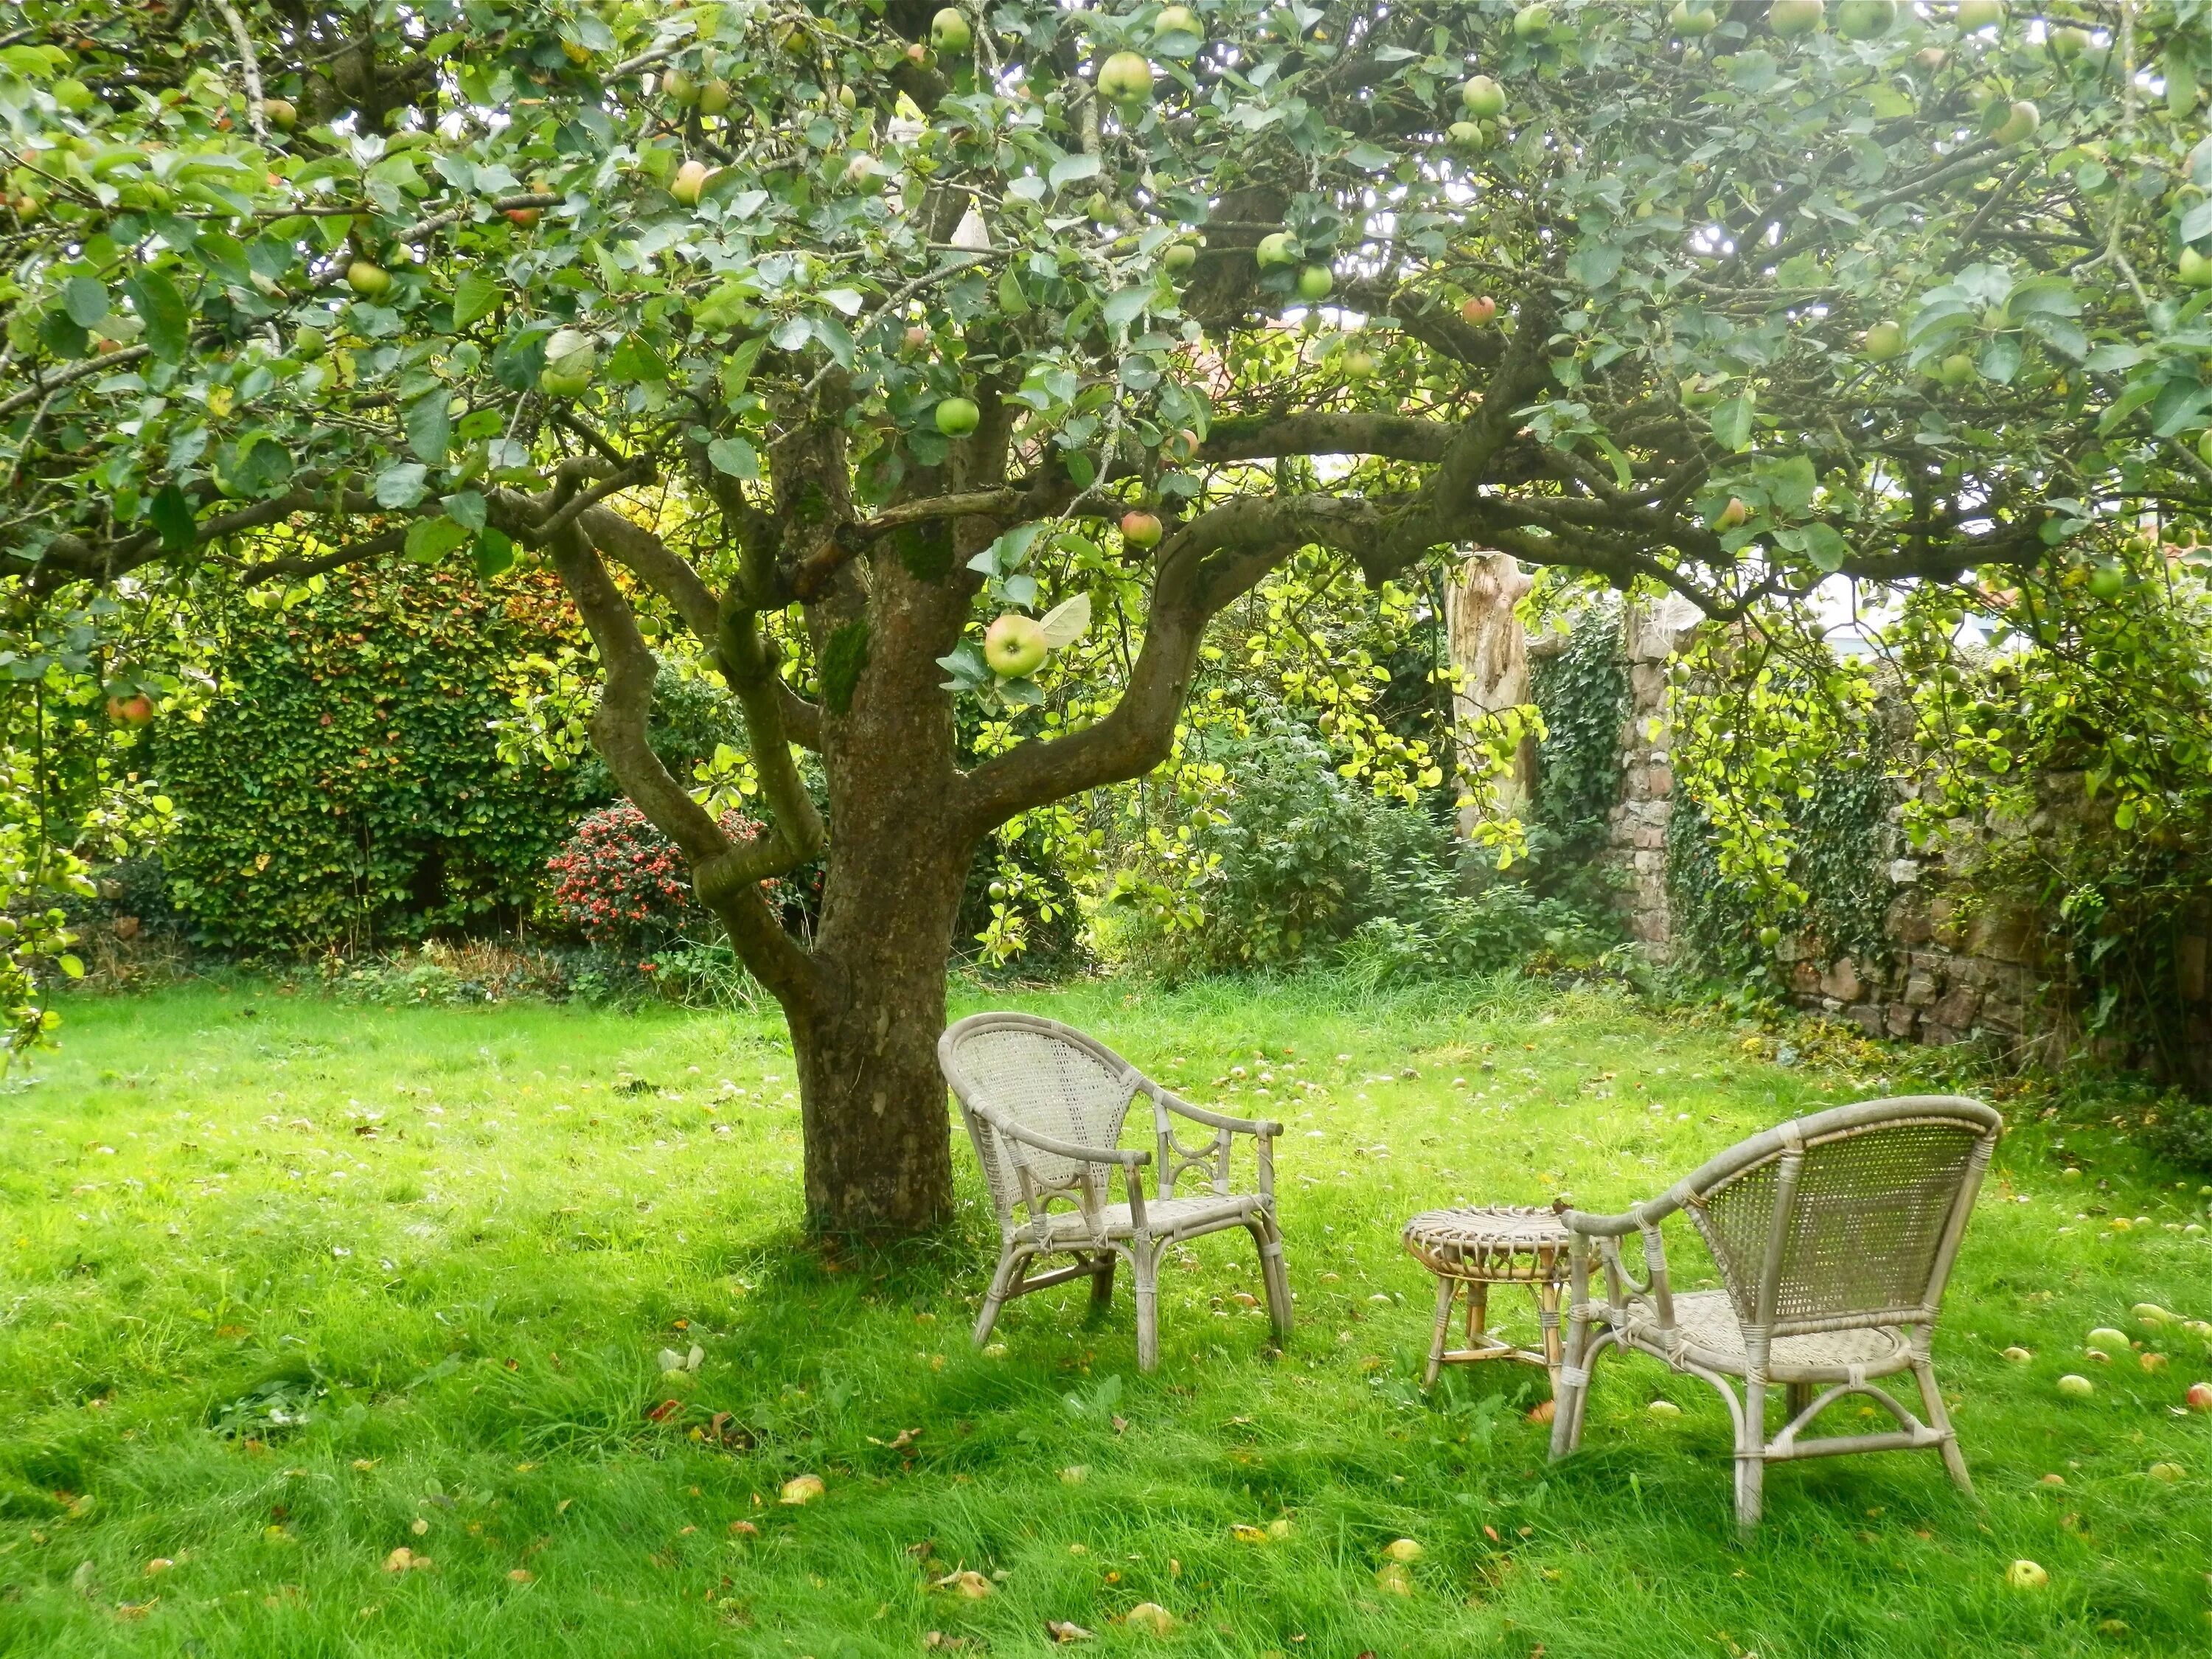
[978,1105,1150,1167]
[1551,1187,1689,1238]
[1152,1087,1281,1138]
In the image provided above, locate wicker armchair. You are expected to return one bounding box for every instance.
[1547,1095,2001,1529]
[939,1012,1290,1371]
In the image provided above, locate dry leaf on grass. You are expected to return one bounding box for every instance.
[1125,1603,1175,1635]
[728,1520,759,1537]
[1046,1619,1095,1641]
[936,1570,993,1599]
[1231,1524,1269,1543]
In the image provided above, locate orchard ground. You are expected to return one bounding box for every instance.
[1,975,2206,1658]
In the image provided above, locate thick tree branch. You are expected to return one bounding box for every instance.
[1200,412,1455,466]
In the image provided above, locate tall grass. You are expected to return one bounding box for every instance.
[0,976,2204,1657]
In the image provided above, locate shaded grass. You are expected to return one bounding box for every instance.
[0,972,2205,1657]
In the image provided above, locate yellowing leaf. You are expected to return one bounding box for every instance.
[1124,1603,1175,1635]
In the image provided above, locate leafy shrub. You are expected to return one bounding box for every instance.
[1337,888,1618,992]
[1108,712,1618,980]
[546,803,786,953]
[159,566,595,951]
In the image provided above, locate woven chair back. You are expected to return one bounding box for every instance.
[1688,1099,1998,1332]
[941,1015,1138,1223]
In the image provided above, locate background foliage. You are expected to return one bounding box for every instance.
[157,565,596,952]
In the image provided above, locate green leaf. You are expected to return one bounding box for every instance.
[452,272,504,330]
[1711,393,1756,453]
[442,490,487,531]
[403,393,453,464]
[403,516,470,564]
[998,265,1030,316]
[375,463,430,509]
[1566,243,1623,289]
[1102,286,1151,330]
[720,335,765,406]
[1801,522,1848,573]
[123,268,191,364]
[707,437,759,479]
[1345,143,1398,172]
[1048,152,1101,192]
[150,482,197,551]
[470,526,515,577]
[63,276,111,328]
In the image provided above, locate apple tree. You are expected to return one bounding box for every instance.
[6,0,2211,1231]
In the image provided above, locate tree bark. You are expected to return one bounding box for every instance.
[1444,552,1536,835]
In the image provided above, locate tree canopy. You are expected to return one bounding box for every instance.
[7,0,2212,1225]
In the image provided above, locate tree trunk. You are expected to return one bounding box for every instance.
[788,876,965,1234]
[784,566,978,1236]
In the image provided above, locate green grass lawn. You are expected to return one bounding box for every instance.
[1,975,2206,1658]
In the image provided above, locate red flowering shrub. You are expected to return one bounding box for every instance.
[546,803,782,950]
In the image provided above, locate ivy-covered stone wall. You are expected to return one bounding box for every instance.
[1590,601,2212,1087]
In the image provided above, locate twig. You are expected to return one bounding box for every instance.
[209,0,268,142]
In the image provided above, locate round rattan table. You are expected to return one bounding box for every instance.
[1401,1206,1573,1391]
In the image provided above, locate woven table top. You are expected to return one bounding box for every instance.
[1402,1205,1572,1281]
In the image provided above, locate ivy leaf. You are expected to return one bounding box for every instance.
[122,269,191,364]
[451,272,504,330]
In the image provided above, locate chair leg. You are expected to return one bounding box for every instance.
[1423,1276,1458,1388]
[1251,1216,1293,1343]
[1132,1242,1161,1372]
[973,1247,1026,1349]
[1785,1382,1814,1422]
[1548,1310,1587,1461]
[1734,1379,1766,1533]
[1087,1251,1116,1318]
[1913,1358,1975,1498]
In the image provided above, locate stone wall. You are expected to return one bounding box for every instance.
[1586,601,2212,1082]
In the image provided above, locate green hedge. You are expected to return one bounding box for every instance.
[159,566,599,952]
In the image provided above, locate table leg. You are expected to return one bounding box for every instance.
[1467,1280,1489,1349]
[1423,1275,1457,1388]
[1537,1279,1563,1394]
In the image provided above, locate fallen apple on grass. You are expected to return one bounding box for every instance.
[2005,1559,2048,1591]
[2187,1381,2212,1412]
[2056,1373,2094,1398]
